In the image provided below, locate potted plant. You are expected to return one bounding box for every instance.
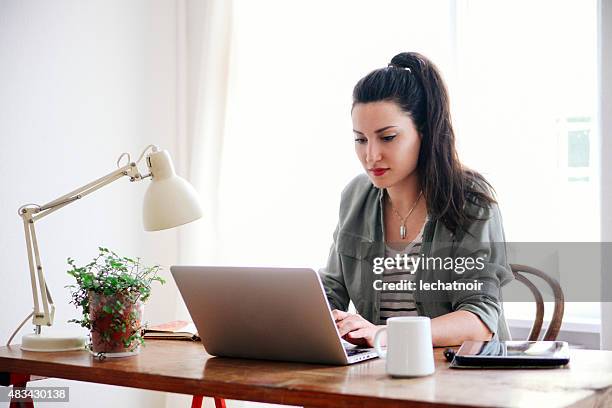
[66,247,165,358]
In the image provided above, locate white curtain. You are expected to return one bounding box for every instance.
[166,1,233,407]
[176,0,233,268]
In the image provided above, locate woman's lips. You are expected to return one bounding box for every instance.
[370,168,389,176]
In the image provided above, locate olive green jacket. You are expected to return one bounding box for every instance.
[318,174,515,340]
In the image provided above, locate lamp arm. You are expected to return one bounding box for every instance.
[19,162,144,330]
[33,162,142,221]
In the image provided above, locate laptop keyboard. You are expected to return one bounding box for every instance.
[345,348,371,356]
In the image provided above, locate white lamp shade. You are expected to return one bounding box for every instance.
[142,150,203,231]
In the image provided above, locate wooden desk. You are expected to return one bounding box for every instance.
[1,340,612,408]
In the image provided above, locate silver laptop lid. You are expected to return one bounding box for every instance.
[171,266,368,365]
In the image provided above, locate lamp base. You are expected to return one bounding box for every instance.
[21,332,86,352]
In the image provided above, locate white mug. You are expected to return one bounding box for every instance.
[373,316,435,377]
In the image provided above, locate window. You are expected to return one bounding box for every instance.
[221,0,599,323]
[453,0,599,323]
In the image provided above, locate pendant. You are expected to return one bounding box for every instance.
[400,225,406,240]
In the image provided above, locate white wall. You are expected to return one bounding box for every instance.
[0,1,181,406]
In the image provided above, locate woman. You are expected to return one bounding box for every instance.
[319,52,514,347]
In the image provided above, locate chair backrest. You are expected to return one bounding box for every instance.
[509,264,565,341]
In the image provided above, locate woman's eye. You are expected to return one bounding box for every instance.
[382,135,397,142]
[354,138,367,144]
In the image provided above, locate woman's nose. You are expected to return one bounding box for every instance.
[366,141,382,164]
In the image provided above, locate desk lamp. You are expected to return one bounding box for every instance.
[8,145,202,352]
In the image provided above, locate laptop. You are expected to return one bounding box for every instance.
[170,266,379,365]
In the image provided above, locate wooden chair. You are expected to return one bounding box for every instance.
[510,264,565,341]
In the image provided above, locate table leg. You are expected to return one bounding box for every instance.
[191,395,203,408]
[190,396,226,408]
[9,373,34,408]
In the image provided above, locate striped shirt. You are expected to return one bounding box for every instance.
[379,221,426,321]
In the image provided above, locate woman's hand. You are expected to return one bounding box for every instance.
[332,310,385,347]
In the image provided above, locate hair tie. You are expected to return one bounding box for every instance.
[387,63,412,73]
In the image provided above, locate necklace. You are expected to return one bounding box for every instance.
[387,190,423,240]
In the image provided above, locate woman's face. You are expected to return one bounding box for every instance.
[351,101,421,189]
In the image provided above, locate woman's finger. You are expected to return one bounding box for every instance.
[337,315,368,336]
[332,309,350,321]
[342,333,369,347]
[347,328,368,338]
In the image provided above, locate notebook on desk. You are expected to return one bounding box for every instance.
[143,320,200,341]
[170,266,378,365]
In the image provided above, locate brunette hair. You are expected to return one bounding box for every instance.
[352,52,495,234]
